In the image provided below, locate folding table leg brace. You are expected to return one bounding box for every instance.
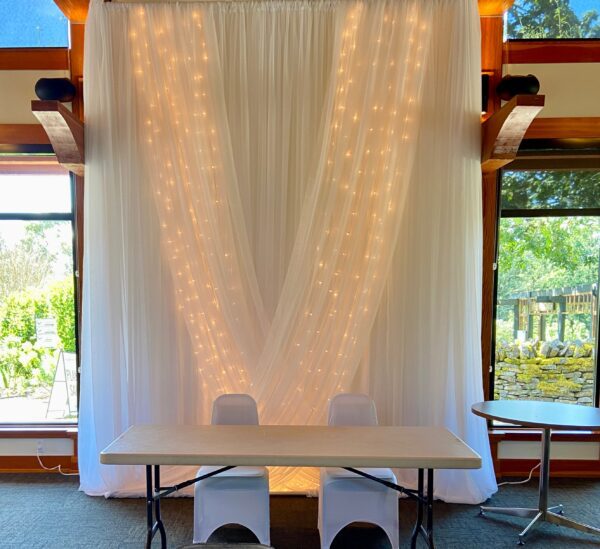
[144,464,235,549]
[344,467,436,549]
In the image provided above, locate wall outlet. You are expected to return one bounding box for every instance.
[37,440,44,455]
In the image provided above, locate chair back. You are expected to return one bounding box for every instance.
[212,394,259,425]
[327,393,378,426]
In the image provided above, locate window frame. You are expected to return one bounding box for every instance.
[0,147,80,427]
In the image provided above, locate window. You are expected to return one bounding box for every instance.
[492,170,600,407]
[506,0,600,39]
[0,173,78,423]
[0,0,69,48]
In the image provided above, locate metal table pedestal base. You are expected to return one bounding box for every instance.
[479,428,600,544]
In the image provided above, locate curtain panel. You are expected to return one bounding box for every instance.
[80,0,497,503]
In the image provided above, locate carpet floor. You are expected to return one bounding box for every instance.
[0,474,599,548]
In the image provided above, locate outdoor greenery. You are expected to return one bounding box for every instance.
[501,171,600,211]
[497,216,600,300]
[507,0,600,38]
[495,170,599,402]
[0,222,75,394]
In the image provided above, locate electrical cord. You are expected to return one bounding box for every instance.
[36,449,79,476]
[497,461,541,486]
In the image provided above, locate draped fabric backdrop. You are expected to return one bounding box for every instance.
[80,0,497,503]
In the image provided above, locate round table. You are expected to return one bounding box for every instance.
[472,400,600,545]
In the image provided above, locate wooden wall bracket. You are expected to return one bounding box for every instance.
[481,94,545,173]
[31,100,84,176]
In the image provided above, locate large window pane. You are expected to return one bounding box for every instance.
[501,171,600,211]
[0,175,71,214]
[0,173,77,423]
[494,185,599,407]
[0,0,68,48]
[506,0,600,39]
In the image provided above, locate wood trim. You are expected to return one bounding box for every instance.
[524,117,600,140]
[481,94,545,173]
[494,458,600,479]
[0,456,77,474]
[480,16,505,117]
[504,39,600,65]
[481,171,499,399]
[31,100,84,176]
[489,431,600,478]
[0,428,77,439]
[0,156,64,174]
[0,48,69,71]
[490,430,600,443]
[0,124,50,145]
[69,24,85,121]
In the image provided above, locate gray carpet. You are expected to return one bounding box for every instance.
[0,474,599,548]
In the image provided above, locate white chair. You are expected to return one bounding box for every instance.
[193,394,270,545]
[318,393,399,549]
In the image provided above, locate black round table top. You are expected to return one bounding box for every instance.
[472,400,600,430]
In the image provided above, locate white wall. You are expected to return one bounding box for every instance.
[504,63,600,117]
[0,70,69,124]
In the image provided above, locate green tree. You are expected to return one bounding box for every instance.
[501,171,600,211]
[0,221,58,301]
[497,216,600,300]
[507,0,600,38]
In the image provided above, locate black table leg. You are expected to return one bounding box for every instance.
[425,469,435,548]
[410,468,435,549]
[154,465,167,547]
[145,465,167,549]
[410,469,424,548]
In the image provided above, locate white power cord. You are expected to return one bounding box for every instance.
[36,449,79,477]
[497,461,541,486]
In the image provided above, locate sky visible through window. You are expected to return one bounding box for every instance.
[0,0,68,48]
[507,0,600,39]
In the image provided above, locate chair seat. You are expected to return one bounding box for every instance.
[323,467,396,480]
[198,465,267,478]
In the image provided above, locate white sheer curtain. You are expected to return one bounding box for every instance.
[80,0,497,502]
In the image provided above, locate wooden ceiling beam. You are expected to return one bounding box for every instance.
[481,94,545,173]
[53,0,89,24]
[31,100,84,176]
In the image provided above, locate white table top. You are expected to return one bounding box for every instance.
[472,400,600,430]
[100,424,481,470]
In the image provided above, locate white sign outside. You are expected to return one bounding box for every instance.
[35,318,59,348]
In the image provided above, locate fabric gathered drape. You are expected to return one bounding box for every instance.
[80,0,497,502]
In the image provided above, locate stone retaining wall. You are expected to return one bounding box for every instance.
[494,340,595,405]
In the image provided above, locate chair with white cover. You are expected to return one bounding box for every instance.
[193,394,270,545]
[318,393,399,549]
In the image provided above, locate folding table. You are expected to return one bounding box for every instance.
[100,424,481,548]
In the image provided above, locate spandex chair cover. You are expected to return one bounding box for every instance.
[193,394,270,545]
[318,394,399,549]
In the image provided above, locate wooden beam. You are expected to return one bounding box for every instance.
[481,94,545,173]
[478,0,515,17]
[31,100,84,176]
[524,117,600,140]
[53,0,89,24]
[0,48,69,71]
[0,124,50,145]
[504,39,600,64]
